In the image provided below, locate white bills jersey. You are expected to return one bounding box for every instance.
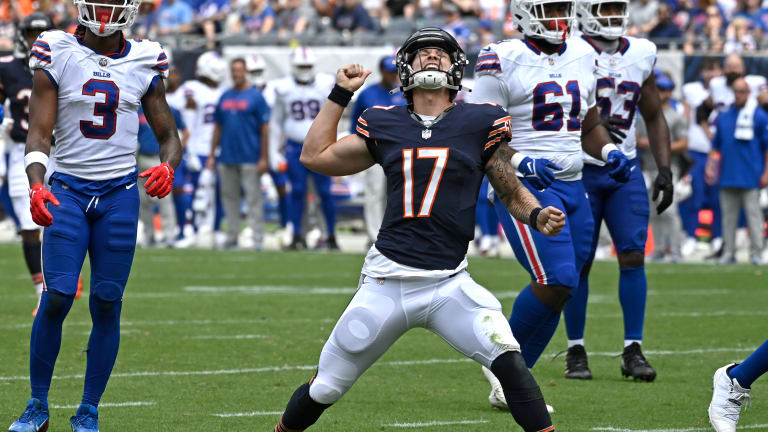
[29,30,168,180]
[710,74,766,111]
[581,36,655,165]
[269,73,335,144]
[179,79,222,156]
[682,81,711,153]
[471,37,598,181]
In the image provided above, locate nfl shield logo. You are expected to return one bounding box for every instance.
[422,129,432,140]
[99,58,108,67]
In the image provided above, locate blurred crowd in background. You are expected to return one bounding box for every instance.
[7,0,768,50]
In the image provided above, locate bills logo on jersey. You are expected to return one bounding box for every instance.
[422,129,432,139]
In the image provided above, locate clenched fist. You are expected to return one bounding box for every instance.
[537,206,566,236]
[336,64,373,93]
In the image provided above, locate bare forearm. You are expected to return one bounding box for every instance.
[260,124,269,165]
[300,100,344,166]
[646,113,672,168]
[670,138,687,153]
[210,125,221,159]
[486,145,541,224]
[581,107,612,160]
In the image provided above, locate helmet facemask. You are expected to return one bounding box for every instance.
[576,0,628,40]
[74,0,140,37]
[393,28,468,103]
[512,0,574,44]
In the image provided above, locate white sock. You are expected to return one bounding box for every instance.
[568,339,584,348]
[34,283,43,296]
[624,339,642,348]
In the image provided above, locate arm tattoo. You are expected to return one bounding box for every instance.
[485,144,542,224]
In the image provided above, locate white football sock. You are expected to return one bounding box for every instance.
[624,339,642,348]
[568,339,584,348]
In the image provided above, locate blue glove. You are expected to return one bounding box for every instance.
[518,156,563,190]
[0,105,4,121]
[606,150,631,183]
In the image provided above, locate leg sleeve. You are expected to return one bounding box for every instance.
[310,276,408,405]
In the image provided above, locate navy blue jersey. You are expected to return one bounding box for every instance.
[356,103,511,270]
[0,56,33,143]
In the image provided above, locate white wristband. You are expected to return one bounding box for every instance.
[510,152,527,170]
[24,151,49,170]
[601,144,620,162]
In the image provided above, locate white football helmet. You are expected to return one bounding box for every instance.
[196,51,227,83]
[74,0,141,37]
[576,0,628,40]
[245,54,267,88]
[509,0,574,44]
[290,46,316,83]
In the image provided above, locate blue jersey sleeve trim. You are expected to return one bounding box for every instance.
[144,74,161,98]
[42,69,58,89]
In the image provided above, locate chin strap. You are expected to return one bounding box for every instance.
[389,72,469,95]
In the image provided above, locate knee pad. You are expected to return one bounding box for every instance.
[618,250,644,268]
[531,283,571,312]
[308,378,343,405]
[89,294,122,317]
[90,281,124,303]
[40,291,74,320]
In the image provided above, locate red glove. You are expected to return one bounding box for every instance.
[139,162,174,198]
[29,183,60,227]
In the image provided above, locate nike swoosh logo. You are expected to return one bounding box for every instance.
[126,183,136,189]
[630,166,637,172]
[526,162,533,173]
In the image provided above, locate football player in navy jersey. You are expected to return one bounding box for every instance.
[273,28,564,432]
[0,12,59,316]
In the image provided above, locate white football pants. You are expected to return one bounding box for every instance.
[308,271,519,405]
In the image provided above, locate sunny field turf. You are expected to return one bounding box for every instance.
[0,243,766,431]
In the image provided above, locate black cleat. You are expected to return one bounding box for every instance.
[326,235,340,251]
[621,342,657,382]
[285,236,307,251]
[564,345,593,380]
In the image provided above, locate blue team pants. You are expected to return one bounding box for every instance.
[286,140,335,236]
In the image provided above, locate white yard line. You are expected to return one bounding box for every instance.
[592,424,768,432]
[0,346,754,382]
[212,411,283,418]
[52,401,156,409]
[0,317,335,330]
[382,420,489,428]
[187,334,266,340]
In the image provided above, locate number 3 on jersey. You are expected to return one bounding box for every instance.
[80,79,119,140]
[402,147,449,218]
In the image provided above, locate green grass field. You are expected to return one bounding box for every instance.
[1,243,766,431]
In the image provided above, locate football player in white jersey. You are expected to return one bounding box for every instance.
[270,47,339,250]
[10,0,182,430]
[680,59,722,253]
[247,54,291,235]
[176,51,226,246]
[471,0,632,409]
[557,0,673,382]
